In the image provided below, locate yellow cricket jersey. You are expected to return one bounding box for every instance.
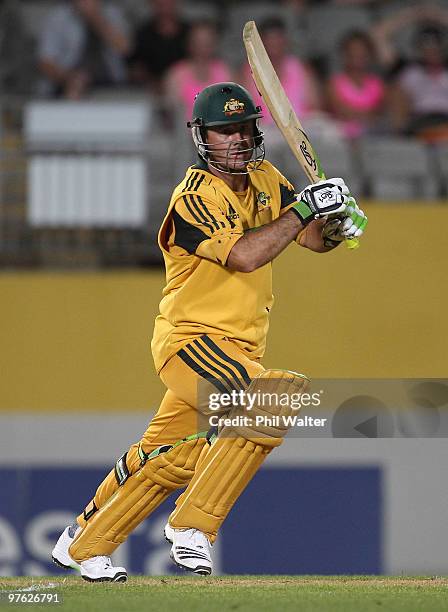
[151,159,297,373]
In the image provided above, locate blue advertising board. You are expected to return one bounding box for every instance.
[0,466,382,576]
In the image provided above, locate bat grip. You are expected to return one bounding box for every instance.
[314,175,360,251]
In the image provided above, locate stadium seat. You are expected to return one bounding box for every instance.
[226,2,291,33]
[0,110,3,219]
[359,137,438,200]
[119,0,150,26]
[123,0,220,26]
[315,139,362,197]
[181,1,220,23]
[434,145,448,197]
[19,0,56,40]
[282,139,361,195]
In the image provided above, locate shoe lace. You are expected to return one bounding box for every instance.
[94,555,112,569]
[188,529,211,552]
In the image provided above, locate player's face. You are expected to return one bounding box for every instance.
[206,122,255,172]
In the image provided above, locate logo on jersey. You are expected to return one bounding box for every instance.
[257,191,271,211]
[224,99,245,116]
[226,202,239,227]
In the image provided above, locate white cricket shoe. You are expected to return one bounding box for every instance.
[52,526,81,571]
[80,556,128,583]
[164,523,212,576]
[52,525,127,582]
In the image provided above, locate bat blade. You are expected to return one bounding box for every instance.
[243,20,325,185]
[243,20,359,249]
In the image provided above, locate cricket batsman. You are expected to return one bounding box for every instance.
[52,83,367,581]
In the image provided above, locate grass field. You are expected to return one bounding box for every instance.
[1,576,448,612]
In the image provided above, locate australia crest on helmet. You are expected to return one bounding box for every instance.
[223,98,246,117]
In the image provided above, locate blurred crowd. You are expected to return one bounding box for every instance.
[1,0,448,142]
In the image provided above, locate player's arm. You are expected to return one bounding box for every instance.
[227,211,304,272]
[169,180,365,272]
[228,178,364,272]
[227,211,337,272]
[169,192,305,271]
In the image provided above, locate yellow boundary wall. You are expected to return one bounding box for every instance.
[1,203,447,411]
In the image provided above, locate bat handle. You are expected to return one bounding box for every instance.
[345,237,360,250]
[312,173,360,250]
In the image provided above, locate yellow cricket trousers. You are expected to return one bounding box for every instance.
[78,334,264,526]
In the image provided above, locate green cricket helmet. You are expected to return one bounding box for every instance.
[187,82,265,174]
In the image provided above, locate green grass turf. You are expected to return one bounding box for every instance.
[1,576,448,612]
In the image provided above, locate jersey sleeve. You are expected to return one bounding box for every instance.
[170,193,244,266]
[272,166,296,216]
[276,168,297,215]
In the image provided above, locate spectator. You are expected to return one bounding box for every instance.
[388,24,448,141]
[327,30,385,139]
[164,21,232,122]
[37,0,130,99]
[0,0,34,95]
[239,17,321,128]
[128,0,190,92]
[372,3,448,75]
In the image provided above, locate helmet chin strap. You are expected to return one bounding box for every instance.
[207,150,264,176]
[207,162,252,176]
[192,126,265,175]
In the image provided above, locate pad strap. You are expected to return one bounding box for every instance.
[114,452,130,486]
[138,432,208,465]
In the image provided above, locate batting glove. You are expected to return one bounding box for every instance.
[322,196,368,247]
[291,178,349,226]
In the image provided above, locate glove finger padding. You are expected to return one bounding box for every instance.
[343,199,368,238]
[323,195,368,243]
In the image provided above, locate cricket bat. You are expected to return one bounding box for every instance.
[243,20,359,249]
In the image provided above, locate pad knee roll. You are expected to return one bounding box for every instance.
[223,368,309,447]
[69,433,208,562]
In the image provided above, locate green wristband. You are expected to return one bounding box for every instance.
[291,199,314,226]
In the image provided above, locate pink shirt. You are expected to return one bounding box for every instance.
[330,73,385,138]
[170,60,232,119]
[242,56,313,125]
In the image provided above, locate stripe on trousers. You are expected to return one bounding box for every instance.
[200,335,252,386]
[183,344,240,395]
[177,348,232,396]
[193,338,246,390]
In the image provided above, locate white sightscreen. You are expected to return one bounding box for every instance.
[29,155,146,227]
[25,102,150,227]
